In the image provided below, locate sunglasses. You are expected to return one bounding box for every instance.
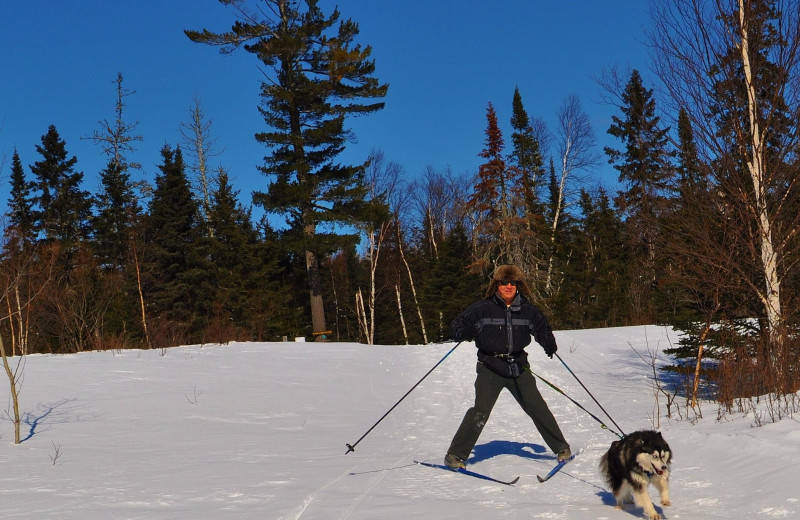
[498,280,519,287]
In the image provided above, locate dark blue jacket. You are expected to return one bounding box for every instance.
[450,292,557,377]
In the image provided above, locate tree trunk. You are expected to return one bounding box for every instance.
[132,240,151,348]
[0,335,21,444]
[397,220,428,344]
[691,318,714,410]
[305,248,328,342]
[738,0,782,341]
[395,284,409,345]
[355,289,368,343]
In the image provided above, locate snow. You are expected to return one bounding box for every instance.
[1,325,798,519]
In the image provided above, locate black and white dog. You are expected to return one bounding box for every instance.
[599,430,672,520]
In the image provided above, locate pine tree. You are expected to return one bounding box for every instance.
[29,125,92,248]
[186,0,388,341]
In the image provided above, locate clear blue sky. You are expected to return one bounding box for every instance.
[1,1,652,219]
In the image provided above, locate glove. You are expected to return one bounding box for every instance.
[452,328,474,342]
[545,341,557,359]
[451,323,475,342]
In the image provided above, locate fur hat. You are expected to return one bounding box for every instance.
[492,264,525,282]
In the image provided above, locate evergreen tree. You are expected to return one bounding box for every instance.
[572,187,630,328]
[508,87,546,217]
[93,158,139,270]
[606,70,674,220]
[662,107,735,366]
[466,102,534,271]
[604,70,674,322]
[421,224,483,342]
[6,149,36,245]
[29,125,92,247]
[144,146,210,343]
[186,0,388,341]
[206,170,293,339]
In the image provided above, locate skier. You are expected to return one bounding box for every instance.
[444,264,571,470]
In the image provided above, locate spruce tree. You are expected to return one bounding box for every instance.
[144,146,209,343]
[605,70,674,323]
[93,159,139,270]
[466,102,534,271]
[206,170,292,339]
[29,125,92,247]
[186,0,388,340]
[421,224,483,342]
[575,187,630,327]
[509,88,546,214]
[6,149,36,245]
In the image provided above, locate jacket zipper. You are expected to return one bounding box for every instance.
[505,305,514,356]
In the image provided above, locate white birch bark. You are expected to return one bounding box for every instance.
[395,284,409,345]
[738,0,782,339]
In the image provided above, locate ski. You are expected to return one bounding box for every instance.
[536,452,577,483]
[414,460,519,486]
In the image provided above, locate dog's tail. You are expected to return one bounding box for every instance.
[598,440,620,488]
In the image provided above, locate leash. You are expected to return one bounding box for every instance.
[530,368,624,439]
[555,352,626,438]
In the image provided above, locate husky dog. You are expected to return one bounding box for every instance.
[599,430,672,520]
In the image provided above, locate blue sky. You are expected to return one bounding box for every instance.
[1,1,651,220]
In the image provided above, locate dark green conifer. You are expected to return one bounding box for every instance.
[508,88,546,217]
[605,70,675,323]
[6,149,36,245]
[144,146,209,343]
[421,224,483,342]
[93,159,139,270]
[29,125,92,247]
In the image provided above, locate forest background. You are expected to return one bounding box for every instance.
[2,1,800,407]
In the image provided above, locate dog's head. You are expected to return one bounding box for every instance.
[633,431,672,476]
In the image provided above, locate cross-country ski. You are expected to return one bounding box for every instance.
[414,460,520,486]
[537,451,579,483]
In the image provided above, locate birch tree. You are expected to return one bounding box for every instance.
[357,150,395,344]
[650,0,800,343]
[546,95,598,294]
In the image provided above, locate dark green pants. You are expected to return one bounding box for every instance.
[448,362,569,461]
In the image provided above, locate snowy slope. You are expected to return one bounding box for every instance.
[1,325,798,519]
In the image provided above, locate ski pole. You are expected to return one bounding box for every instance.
[345,341,463,454]
[555,352,626,437]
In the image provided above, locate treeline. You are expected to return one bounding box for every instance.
[2,1,800,411]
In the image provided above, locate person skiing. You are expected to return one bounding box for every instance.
[444,264,571,470]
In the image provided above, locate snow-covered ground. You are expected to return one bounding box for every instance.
[1,325,798,519]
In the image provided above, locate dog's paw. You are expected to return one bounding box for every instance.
[662,499,671,506]
[647,514,661,520]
